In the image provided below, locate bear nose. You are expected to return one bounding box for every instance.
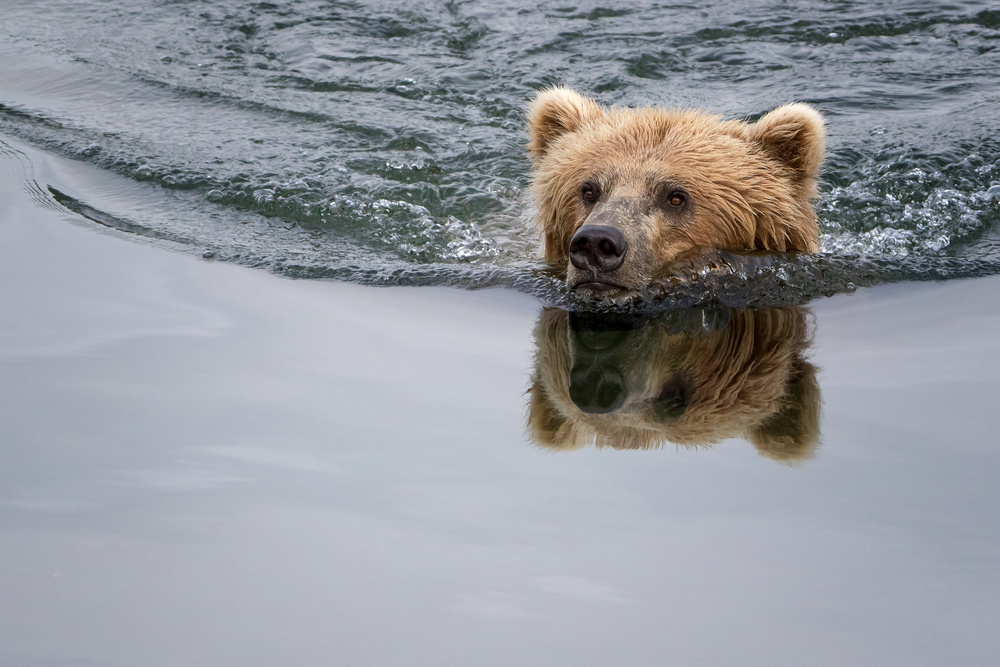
[569,225,627,273]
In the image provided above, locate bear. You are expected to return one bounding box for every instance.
[526,87,825,294]
[527,305,821,463]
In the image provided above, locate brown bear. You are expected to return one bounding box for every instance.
[527,306,821,463]
[526,87,825,294]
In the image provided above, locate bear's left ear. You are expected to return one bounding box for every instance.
[527,87,605,159]
[744,103,825,184]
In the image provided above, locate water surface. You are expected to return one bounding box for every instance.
[2,137,999,664]
[1,0,999,304]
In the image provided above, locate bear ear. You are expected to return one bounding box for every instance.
[527,87,605,159]
[747,357,822,463]
[744,103,825,184]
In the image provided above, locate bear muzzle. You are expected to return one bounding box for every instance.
[569,225,628,273]
[567,197,656,293]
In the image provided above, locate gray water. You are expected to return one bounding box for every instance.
[2,0,1000,304]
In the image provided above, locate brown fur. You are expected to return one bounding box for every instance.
[527,307,822,463]
[526,87,824,291]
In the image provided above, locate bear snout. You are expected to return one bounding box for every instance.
[569,225,628,273]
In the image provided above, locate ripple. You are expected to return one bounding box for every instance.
[1,0,999,305]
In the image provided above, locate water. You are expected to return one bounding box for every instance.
[1,0,1000,305]
[3,9,1000,660]
[4,159,1000,663]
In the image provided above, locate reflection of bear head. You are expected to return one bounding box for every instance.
[526,87,824,295]
[527,307,821,463]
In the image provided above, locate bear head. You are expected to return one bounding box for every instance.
[527,87,824,295]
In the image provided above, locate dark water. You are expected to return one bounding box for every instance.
[1,0,999,305]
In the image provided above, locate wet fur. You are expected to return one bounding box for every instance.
[526,87,824,289]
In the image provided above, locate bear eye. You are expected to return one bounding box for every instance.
[580,181,600,205]
[666,189,687,208]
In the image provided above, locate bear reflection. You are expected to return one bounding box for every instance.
[527,306,821,463]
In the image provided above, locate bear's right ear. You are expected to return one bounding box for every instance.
[527,87,604,159]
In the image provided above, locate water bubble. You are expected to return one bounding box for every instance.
[134,166,154,180]
[202,250,216,259]
[206,189,224,202]
[985,184,1000,201]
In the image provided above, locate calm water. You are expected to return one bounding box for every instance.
[1,0,1000,304]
